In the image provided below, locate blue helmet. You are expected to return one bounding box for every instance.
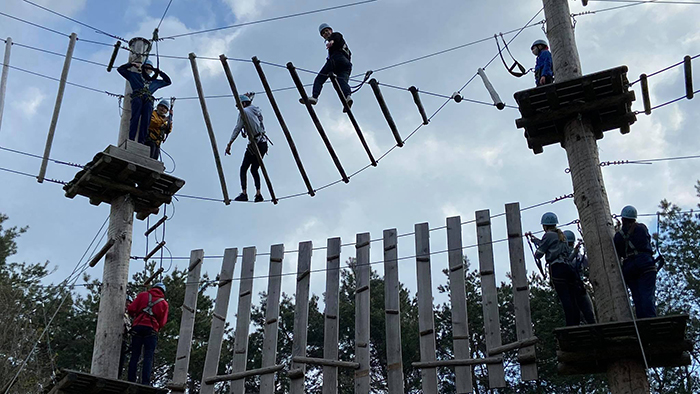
[319,23,332,35]
[563,230,576,245]
[621,205,638,220]
[143,59,154,68]
[157,99,170,110]
[153,282,166,293]
[239,94,251,104]
[541,212,559,226]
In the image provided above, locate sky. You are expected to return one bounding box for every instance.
[1,0,699,323]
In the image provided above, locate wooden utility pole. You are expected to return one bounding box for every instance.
[90,37,151,379]
[542,1,649,392]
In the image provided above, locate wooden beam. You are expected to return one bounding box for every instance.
[204,364,285,384]
[260,244,284,394]
[252,56,314,197]
[230,247,256,393]
[143,241,166,262]
[144,215,167,236]
[290,241,312,394]
[294,356,359,369]
[412,356,503,368]
[478,68,505,110]
[383,228,404,394]
[0,37,12,133]
[408,86,429,125]
[445,216,473,393]
[355,232,371,394]
[200,248,237,394]
[640,74,652,115]
[142,267,164,287]
[106,41,121,72]
[323,237,341,394]
[488,337,539,356]
[476,210,506,387]
[330,74,376,167]
[685,55,693,100]
[188,53,231,205]
[369,79,403,147]
[414,223,438,393]
[88,238,116,267]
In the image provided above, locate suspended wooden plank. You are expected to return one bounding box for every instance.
[169,249,203,393]
[220,54,278,204]
[260,244,285,394]
[383,228,404,394]
[408,86,429,125]
[477,68,505,110]
[330,74,376,167]
[369,79,403,147]
[322,237,341,394]
[355,232,371,393]
[251,57,314,197]
[685,55,694,100]
[230,247,256,393]
[505,203,538,381]
[38,32,77,183]
[414,223,438,394]
[188,53,231,204]
[287,62,349,183]
[106,41,121,72]
[0,37,12,133]
[290,241,312,394]
[445,216,473,394]
[475,210,506,388]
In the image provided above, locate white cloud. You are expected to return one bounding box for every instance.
[29,0,88,16]
[13,87,46,118]
[223,0,270,20]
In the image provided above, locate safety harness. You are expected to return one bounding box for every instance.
[618,223,657,275]
[495,33,529,78]
[139,293,165,329]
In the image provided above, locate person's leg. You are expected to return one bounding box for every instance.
[141,329,158,385]
[575,280,596,324]
[137,101,153,144]
[312,59,333,99]
[145,140,159,160]
[251,141,268,196]
[129,97,144,141]
[636,261,657,318]
[240,150,255,193]
[334,56,353,98]
[118,333,129,379]
[551,264,580,326]
[127,327,146,382]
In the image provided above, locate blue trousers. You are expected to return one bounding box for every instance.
[128,325,158,385]
[129,96,154,144]
[145,140,160,160]
[313,55,352,99]
[551,263,596,326]
[623,254,657,318]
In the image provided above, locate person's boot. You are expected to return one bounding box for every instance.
[254,194,264,203]
[343,95,353,113]
[299,96,318,105]
[234,193,248,202]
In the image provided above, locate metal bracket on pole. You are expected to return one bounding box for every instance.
[408,86,430,125]
[220,54,278,204]
[88,238,116,267]
[478,68,505,110]
[0,37,12,134]
[189,53,231,204]
[38,32,77,183]
[329,73,376,167]
[369,78,403,147]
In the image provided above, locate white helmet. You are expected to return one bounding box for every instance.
[531,39,548,50]
[319,23,332,35]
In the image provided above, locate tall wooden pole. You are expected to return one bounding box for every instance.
[0,37,11,134]
[542,1,649,392]
[91,38,150,379]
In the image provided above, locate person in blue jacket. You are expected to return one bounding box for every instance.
[614,205,657,318]
[118,59,172,146]
[563,230,596,324]
[531,39,553,86]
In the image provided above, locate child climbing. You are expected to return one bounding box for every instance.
[146,99,173,160]
[563,230,596,325]
[299,23,353,107]
[117,59,172,147]
[225,93,268,203]
[531,39,553,86]
[127,282,169,386]
[526,212,588,326]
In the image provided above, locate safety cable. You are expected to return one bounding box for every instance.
[156,0,174,31]
[22,0,128,42]
[628,53,700,86]
[564,154,700,172]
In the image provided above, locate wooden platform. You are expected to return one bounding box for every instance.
[45,369,168,394]
[514,66,636,154]
[64,144,185,219]
[555,314,691,375]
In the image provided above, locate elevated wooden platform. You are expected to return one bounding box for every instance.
[64,143,185,219]
[555,314,691,375]
[514,66,636,154]
[45,369,168,394]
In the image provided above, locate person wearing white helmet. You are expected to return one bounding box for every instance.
[145,99,173,159]
[531,39,553,86]
[613,205,657,318]
[127,282,169,385]
[118,59,172,147]
[299,23,353,108]
[225,92,268,202]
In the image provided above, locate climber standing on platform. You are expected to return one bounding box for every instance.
[127,282,169,386]
[146,99,173,160]
[118,59,172,147]
[299,23,353,107]
[564,230,596,325]
[531,39,553,86]
[225,93,268,203]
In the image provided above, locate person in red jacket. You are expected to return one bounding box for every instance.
[127,282,169,385]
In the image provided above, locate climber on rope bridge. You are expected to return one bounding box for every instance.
[225,93,269,203]
[127,282,169,386]
[531,39,553,87]
[564,230,596,325]
[146,99,173,160]
[118,59,172,148]
[299,23,353,108]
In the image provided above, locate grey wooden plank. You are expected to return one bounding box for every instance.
[505,203,538,381]
[171,249,203,392]
[476,210,506,388]
[323,238,341,394]
[290,241,313,394]
[383,229,404,394]
[200,248,237,394]
[355,233,371,394]
[229,247,256,394]
[446,216,473,394]
[260,244,285,394]
[414,223,439,394]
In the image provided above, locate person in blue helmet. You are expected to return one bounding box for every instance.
[563,230,596,324]
[614,205,657,318]
[299,23,353,108]
[127,282,169,385]
[526,212,587,326]
[118,59,172,147]
[225,93,268,203]
[531,39,553,86]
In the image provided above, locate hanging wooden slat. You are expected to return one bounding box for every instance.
[330,74,376,167]
[408,86,429,125]
[383,228,404,394]
[355,232,371,393]
[323,237,341,394]
[290,241,313,394]
[684,55,694,100]
[369,79,403,147]
[414,223,439,394]
[230,247,256,393]
[260,244,285,394]
[476,210,506,388]
[446,216,473,394]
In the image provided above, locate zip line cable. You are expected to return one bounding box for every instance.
[629,53,700,86]
[588,0,700,4]
[0,37,109,68]
[22,0,128,42]
[156,0,174,31]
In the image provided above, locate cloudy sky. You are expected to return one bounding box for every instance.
[1,0,699,317]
